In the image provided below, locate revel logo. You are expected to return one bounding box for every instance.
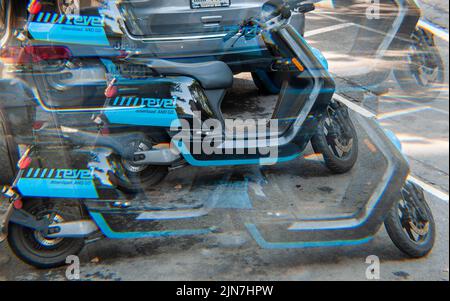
[24,168,95,180]
[111,96,178,109]
[32,12,105,27]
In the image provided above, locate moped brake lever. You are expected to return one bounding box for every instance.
[223,27,240,43]
[224,18,260,43]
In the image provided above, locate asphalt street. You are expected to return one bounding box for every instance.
[0,4,448,281]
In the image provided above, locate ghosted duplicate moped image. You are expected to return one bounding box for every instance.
[327,0,445,101]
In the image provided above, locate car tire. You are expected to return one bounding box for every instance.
[42,0,90,14]
[0,109,16,185]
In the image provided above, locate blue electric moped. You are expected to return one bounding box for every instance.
[0,0,435,268]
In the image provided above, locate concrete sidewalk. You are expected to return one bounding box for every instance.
[418,0,449,30]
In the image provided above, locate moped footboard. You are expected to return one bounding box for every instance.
[243,114,409,248]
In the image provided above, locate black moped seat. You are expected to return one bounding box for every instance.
[127,58,233,90]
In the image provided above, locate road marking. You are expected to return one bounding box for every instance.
[316,11,449,43]
[333,94,375,118]
[337,94,449,120]
[314,0,335,9]
[315,12,391,38]
[335,94,449,203]
[418,19,449,43]
[377,107,431,120]
[305,23,355,38]
[397,135,426,143]
[381,94,449,107]
[429,107,450,116]
[409,176,449,203]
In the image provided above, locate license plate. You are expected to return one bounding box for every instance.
[191,0,231,9]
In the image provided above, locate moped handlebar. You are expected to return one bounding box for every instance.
[263,0,315,18]
[223,1,315,43]
[293,1,315,13]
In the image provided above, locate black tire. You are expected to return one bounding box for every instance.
[384,183,436,258]
[311,108,358,174]
[8,200,85,269]
[41,0,92,13]
[251,71,283,95]
[120,138,168,191]
[393,29,445,102]
[124,165,168,191]
[33,68,100,111]
[0,110,16,185]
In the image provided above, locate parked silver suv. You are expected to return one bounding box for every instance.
[119,0,304,66]
[53,0,305,72]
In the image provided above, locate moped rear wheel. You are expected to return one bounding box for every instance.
[384,181,436,258]
[8,200,85,269]
[120,138,168,191]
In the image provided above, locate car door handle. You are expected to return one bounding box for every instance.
[201,16,223,24]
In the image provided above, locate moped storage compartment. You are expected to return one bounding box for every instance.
[15,147,94,198]
[103,76,209,127]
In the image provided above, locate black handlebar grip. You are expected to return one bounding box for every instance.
[280,7,292,19]
[287,0,304,7]
[265,0,285,7]
[296,2,315,13]
[263,0,314,15]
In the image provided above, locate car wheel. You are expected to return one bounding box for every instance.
[56,0,81,15]
[0,109,17,185]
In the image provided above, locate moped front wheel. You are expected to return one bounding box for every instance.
[311,105,358,174]
[8,200,85,269]
[393,28,445,102]
[384,181,436,258]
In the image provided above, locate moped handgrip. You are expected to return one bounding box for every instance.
[294,2,315,14]
[262,0,314,20]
